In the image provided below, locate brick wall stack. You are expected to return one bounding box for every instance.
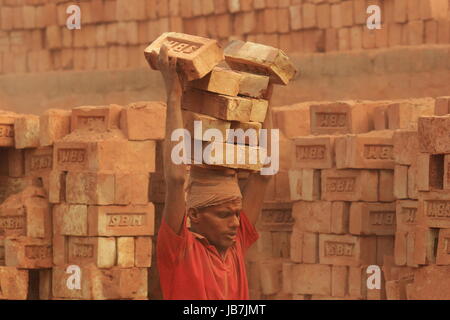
[0,0,449,75]
[0,110,53,299]
[0,102,166,299]
[270,97,435,300]
[389,97,450,299]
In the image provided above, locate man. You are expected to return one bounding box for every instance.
[156,45,274,300]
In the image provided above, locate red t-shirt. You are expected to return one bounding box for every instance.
[157,211,259,300]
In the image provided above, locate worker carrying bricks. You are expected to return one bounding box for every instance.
[146,33,296,300]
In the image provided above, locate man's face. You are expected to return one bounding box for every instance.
[189,199,242,252]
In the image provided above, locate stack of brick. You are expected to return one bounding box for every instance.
[1,0,449,75]
[275,97,435,300]
[145,32,296,170]
[45,102,165,300]
[0,110,54,300]
[392,97,450,299]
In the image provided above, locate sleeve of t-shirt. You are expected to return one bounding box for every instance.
[156,215,190,266]
[237,211,259,253]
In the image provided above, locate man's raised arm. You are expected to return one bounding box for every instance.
[159,45,186,235]
[242,84,275,225]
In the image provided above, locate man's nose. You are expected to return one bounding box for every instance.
[229,214,240,228]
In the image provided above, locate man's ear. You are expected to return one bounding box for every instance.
[187,208,201,224]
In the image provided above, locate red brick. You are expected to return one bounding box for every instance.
[335,131,395,170]
[331,202,350,234]
[277,8,289,33]
[331,265,348,297]
[418,191,450,229]
[321,169,378,202]
[388,100,435,130]
[263,8,278,33]
[445,155,450,191]
[302,3,316,29]
[396,200,418,233]
[56,204,89,236]
[214,0,228,14]
[353,0,366,25]
[291,264,331,296]
[388,23,403,47]
[145,32,224,80]
[5,237,52,268]
[393,130,419,166]
[66,236,116,268]
[310,101,371,135]
[435,97,450,116]
[379,170,395,202]
[71,105,122,132]
[330,4,342,28]
[394,231,407,266]
[1,7,13,30]
[393,165,407,199]
[104,0,117,21]
[14,115,40,149]
[407,265,450,299]
[420,0,449,20]
[291,135,335,169]
[320,234,377,266]
[325,28,338,51]
[340,1,353,27]
[292,201,332,233]
[338,27,350,51]
[54,139,156,173]
[24,147,53,177]
[362,28,376,49]
[418,115,450,154]
[437,19,449,44]
[407,161,418,199]
[394,0,407,23]
[135,237,152,267]
[66,171,115,205]
[52,265,147,299]
[425,20,438,44]
[115,172,149,205]
[289,5,302,30]
[349,202,396,236]
[88,204,155,236]
[407,20,424,45]
[0,267,28,300]
[288,169,321,201]
[272,103,310,138]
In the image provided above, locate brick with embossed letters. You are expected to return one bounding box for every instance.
[396,200,418,232]
[53,139,155,173]
[144,32,224,80]
[24,147,53,177]
[335,130,395,169]
[0,115,17,147]
[417,191,450,229]
[321,169,378,202]
[5,237,52,268]
[67,236,116,268]
[88,204,155,236]
[71,105,122,132]
[310,101,371,135]
[291,135,335,169]
[349,202,396,236]
[319,234,377,266]
[66,171,115,205]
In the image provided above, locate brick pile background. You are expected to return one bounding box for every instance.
[0,0,449,73]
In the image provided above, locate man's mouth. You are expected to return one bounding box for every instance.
[225,233,237,240]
